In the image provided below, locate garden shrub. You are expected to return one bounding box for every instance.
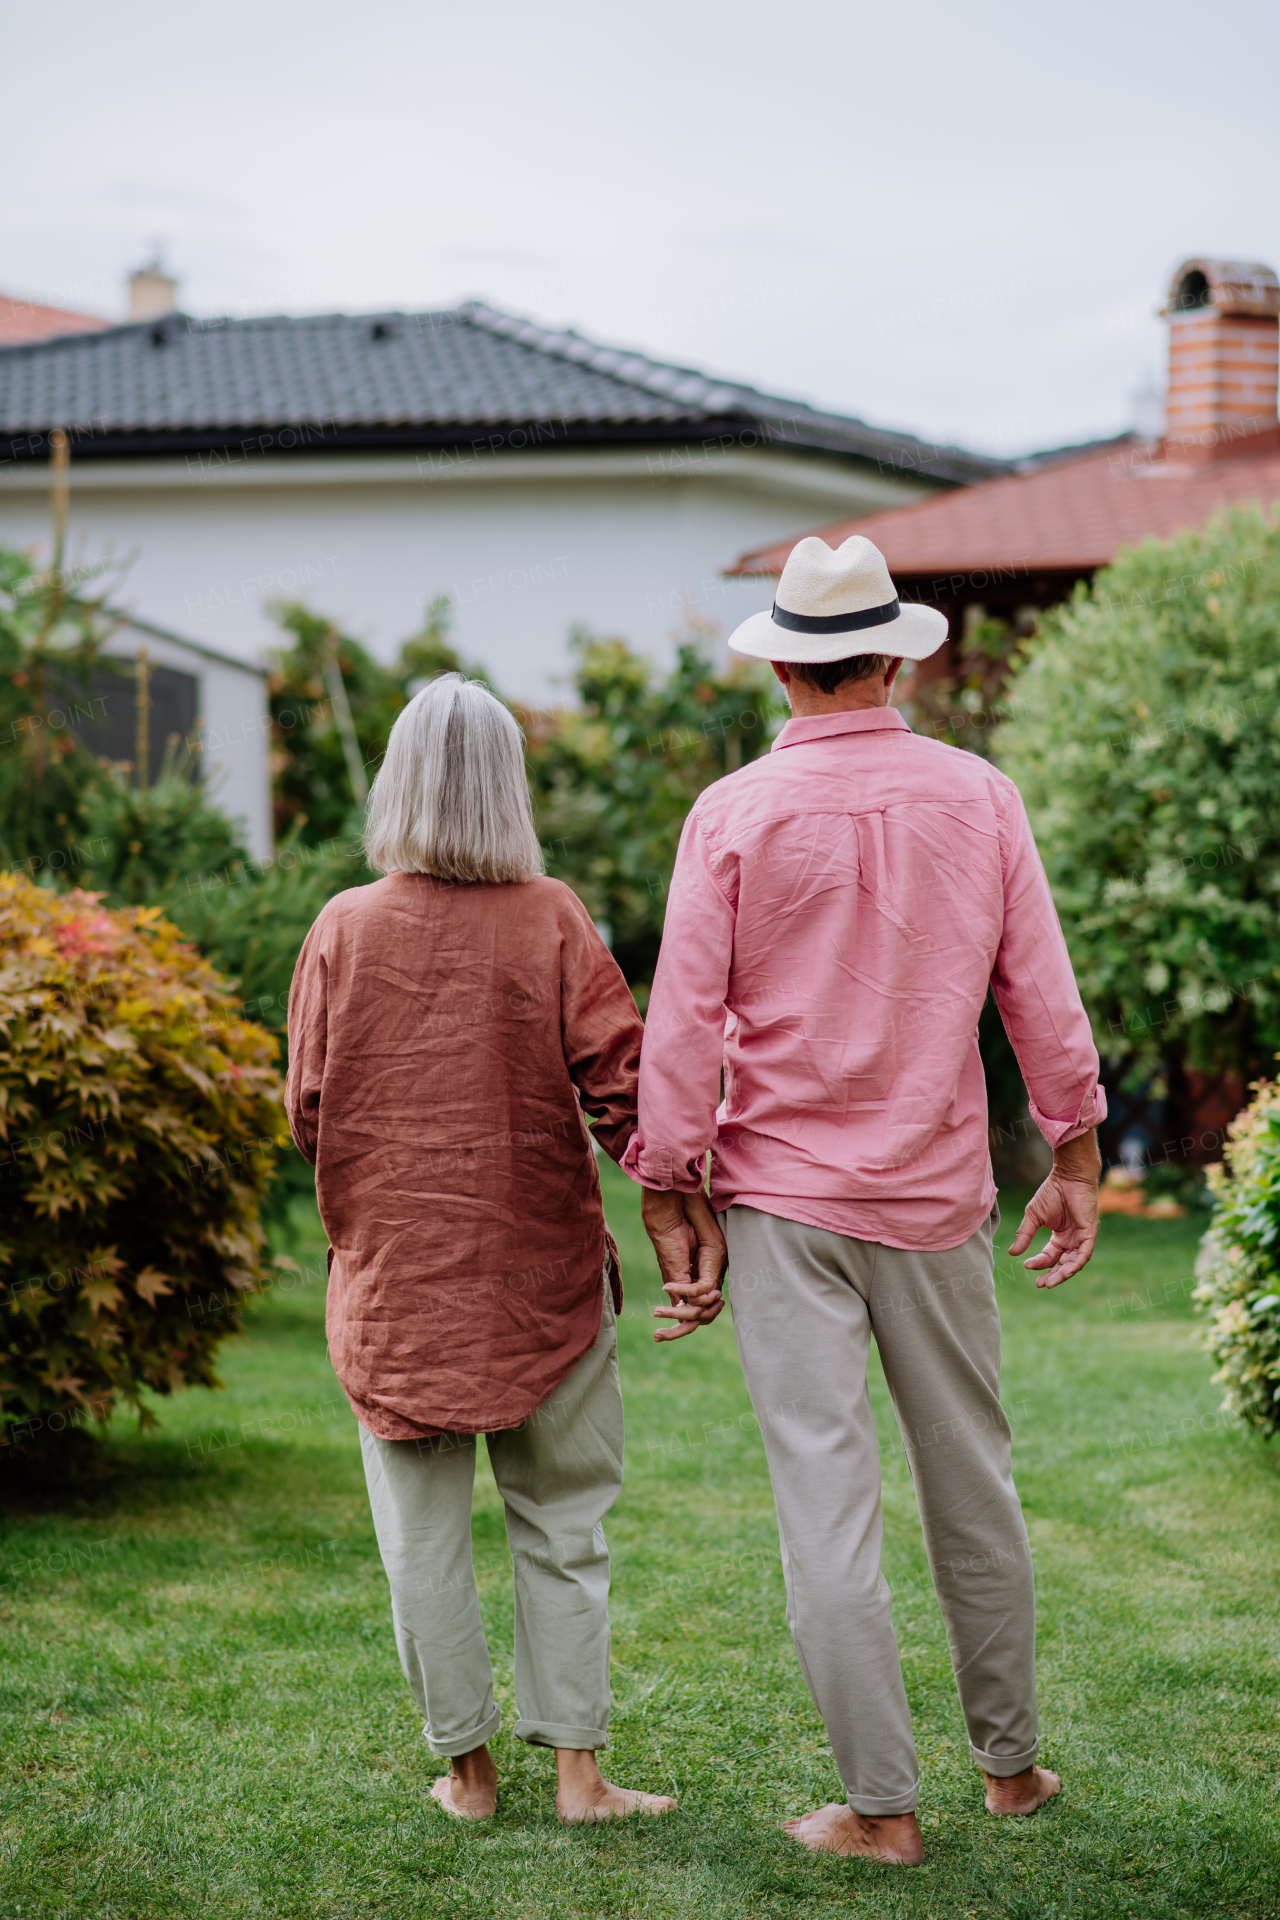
[78,764,251,906]
[163,832,374,1225]
[0,544,123,873]
[1194,1075,1280,1437]
[162,829,370,1035]
[268,595,476,845]
[997,505,1280,1084]
[0,872,285,1445]
[524,626,782,989]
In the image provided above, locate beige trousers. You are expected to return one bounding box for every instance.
[360,1278,623,1756]
[722,1204,1037,1815]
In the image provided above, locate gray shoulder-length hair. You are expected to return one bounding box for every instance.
[363,674,544,884]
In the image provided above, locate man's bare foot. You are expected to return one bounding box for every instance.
[554,1746,676,1823]
[431,1740,497,1819]
[784,1802,924,1866]
[982,1764,1060,1816]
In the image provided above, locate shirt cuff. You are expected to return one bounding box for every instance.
[619,1132,707,1193]
[1028,1083,1108,1149]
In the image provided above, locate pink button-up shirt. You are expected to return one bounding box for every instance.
[623,707,1105,1251]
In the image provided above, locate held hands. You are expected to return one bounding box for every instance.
[1007,1129,1102,1288]
[641,1188,728,1342]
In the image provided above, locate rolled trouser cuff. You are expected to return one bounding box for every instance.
[424,1704,503,1758]
[971,1740,1039,1776]
[846,1781,920,1816]
[516,1718,608,1751]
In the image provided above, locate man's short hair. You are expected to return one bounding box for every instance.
[783,653,892,696]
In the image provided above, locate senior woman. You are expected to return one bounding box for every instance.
[286,675,712,1822]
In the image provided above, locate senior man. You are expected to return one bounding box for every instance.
[625,535,1103,1867]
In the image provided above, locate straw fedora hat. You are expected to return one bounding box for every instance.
[728,534,948,664]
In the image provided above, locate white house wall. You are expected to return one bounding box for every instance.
[0,448,931,704]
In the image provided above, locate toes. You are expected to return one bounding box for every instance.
[558,1799,622,1824]
[569,1786,676,1819]
[616,1791,675,1817]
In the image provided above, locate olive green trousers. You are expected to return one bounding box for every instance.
[359,1280,623,1756]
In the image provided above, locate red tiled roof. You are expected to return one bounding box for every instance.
[0,294,110,347]
[727,437,1280,580]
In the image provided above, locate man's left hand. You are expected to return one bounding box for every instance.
[1008,1129,1101,1288]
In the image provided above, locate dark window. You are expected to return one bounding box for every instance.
[65,658,200,784]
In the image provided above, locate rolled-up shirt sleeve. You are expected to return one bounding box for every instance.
[285,917,328,1166]
[991,786,1107,1147]
[623,812,735,1191]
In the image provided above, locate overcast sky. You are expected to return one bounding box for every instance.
[4,0,1277,456]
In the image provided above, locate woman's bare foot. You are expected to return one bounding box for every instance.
[982,1764,1060,1816]
[431,1740,498,1819]
[784,1802,924,1865]
[554,1746,677,1822]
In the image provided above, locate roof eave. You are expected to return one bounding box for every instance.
[0,415,1000,475]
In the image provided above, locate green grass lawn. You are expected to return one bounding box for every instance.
[2,1162,1277,1919]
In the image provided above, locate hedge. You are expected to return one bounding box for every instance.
[1194,1074,1280,1437]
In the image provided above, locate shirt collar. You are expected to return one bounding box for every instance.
[772,707,911,752]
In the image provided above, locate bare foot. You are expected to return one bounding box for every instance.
[784,1802,924,1866]
[431,1740,497,1820]
[554,1746,676,1823]
[982,1764,1060,1816]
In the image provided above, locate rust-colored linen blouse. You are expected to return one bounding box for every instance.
[285,872,643,1440]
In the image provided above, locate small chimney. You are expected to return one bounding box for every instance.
[128,260,178,322]
[1161,258,1280,460]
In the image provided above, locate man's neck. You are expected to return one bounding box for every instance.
[784,683,890,719]
[774,658,902,719]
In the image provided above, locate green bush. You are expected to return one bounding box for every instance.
[996,504,1280,1084]
[163,831,369,1035]
[902,610,1028,758]
[0,872,285,1445]
[160,833,376,1226]
[525,626,783,990]
[78,764,251,906]
[0,546,124,872]
[1194,1075,1280,1436]
[268,595,480,845]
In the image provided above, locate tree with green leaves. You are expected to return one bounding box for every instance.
[525,623,784,993]
[996,503,1280,1149]
[267,595,484,845]
[0,546,126,873]
[77,766,249,906]
[902,610,1029,759]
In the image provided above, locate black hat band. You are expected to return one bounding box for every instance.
[770,596,900,635]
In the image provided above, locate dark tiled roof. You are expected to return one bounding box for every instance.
[0,300,1002,483]
[726,433,1280,579]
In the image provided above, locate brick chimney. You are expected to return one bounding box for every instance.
[1161,258,1280,460]
[128,260,178,322]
